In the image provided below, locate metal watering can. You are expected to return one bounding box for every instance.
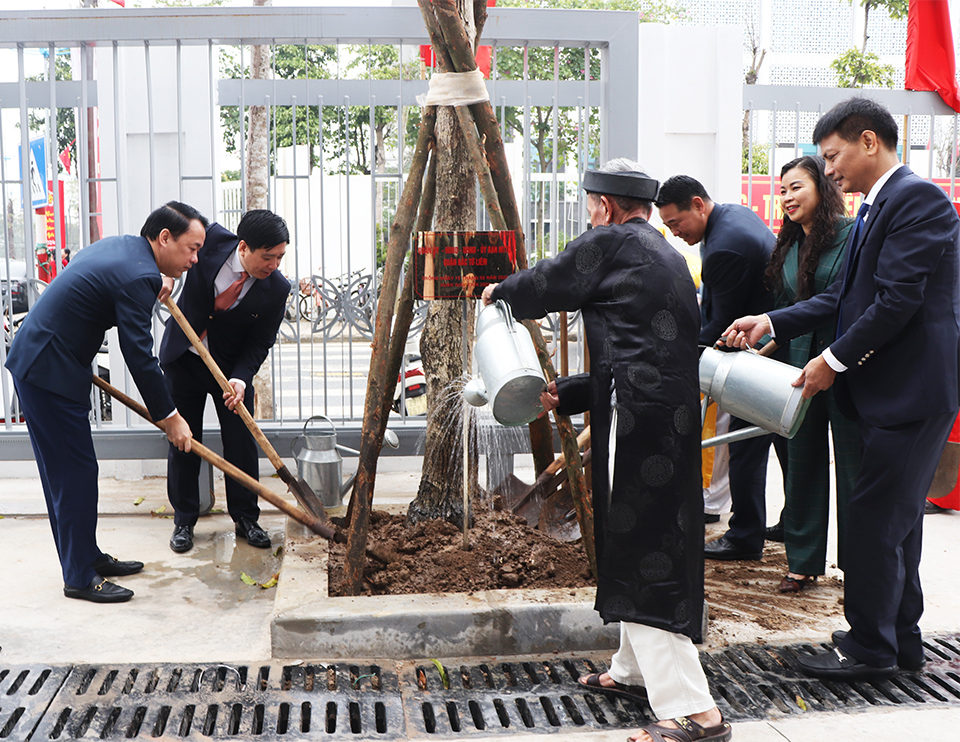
[463,300,546,426]
[699,347,811,447]
[291,416,400,509]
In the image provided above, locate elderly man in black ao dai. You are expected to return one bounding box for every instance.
[482,160,730,742]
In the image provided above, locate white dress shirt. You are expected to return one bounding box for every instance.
[190,248,255,392]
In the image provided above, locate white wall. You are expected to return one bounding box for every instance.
[274,146,376,284]
[97,43,216,236]
[638,24,742,205]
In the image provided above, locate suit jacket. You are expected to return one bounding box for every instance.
[5,234,175,420]
[769,167,960,427]
[699,203,776,345]
[159,222,290,388]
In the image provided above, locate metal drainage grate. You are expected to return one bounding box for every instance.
[11,634,960,739]
[0,665,69,740]
[404,657,651,736]
[704,633,960,722]
[406,635,960,735]
[30,662,405,740]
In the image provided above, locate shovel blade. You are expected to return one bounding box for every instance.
[537,485,581,542]
[288,476,329,520]
[492,473,534,511]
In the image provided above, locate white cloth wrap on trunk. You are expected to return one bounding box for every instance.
[416,69,489,107]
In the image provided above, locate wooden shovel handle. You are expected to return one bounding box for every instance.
[542,426,591,479]
[163,297,285,472]
[758,340,779,357]
[91,375,338,542]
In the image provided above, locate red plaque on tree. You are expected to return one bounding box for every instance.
[414,231,517,300]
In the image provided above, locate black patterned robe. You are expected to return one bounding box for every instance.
[490,218,704,641]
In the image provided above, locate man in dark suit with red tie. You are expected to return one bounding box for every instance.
[159,209,291,553]
[723,98,960,680]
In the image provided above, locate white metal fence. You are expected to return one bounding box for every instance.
[0,5,639,449]
[742,86,960,231]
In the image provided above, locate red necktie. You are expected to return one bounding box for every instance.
[215,271,248,312]
[199,271,248,343]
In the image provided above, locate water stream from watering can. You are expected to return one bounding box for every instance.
[420,375,533,544]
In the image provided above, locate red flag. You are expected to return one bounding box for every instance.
[905,0,960,112]
[109,1,125,6]
[59,138,75,175]
[420,0,495,78]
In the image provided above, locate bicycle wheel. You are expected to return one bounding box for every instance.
[152,276,183,321]
[342,274,376,338]
[310,275,346,338]
[278,290,300,342]
[409,299,429,335]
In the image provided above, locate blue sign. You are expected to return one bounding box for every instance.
[19,137,48,210]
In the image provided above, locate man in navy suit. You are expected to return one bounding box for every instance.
[656,177,778,560]
[5,201,206,603]
[160,209,290,554]
[724,98,960,680]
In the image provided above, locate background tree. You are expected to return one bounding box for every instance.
[830,48,895,88]
[831,0,906,88]
[741,18,767,173]
[27,53,76,176]
[495,0,685,254]
[247,0,276,419]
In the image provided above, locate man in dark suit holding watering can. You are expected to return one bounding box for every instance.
[724,98,960,681]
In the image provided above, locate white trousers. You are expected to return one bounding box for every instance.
[608,622,716,720]
[703,410,731,515]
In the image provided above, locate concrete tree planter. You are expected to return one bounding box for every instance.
[271,519,618,660]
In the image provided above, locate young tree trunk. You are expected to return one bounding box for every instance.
[407,0,479,528]
[247,0,274,419]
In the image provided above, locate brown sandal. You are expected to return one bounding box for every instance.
[577,672,648,702]
[630,715,732,742]
[779,574,817,593]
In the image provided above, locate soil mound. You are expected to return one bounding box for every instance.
[327,507,594,596]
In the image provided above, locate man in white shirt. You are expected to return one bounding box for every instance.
[159,210,291,554]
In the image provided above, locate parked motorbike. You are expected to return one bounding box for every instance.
[392,353,427,416]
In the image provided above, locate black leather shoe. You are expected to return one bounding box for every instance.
[64,577,133,603]
[704,534,762,561]
[925,499,950,514]
[765,522,785,542]
[235,518,271,549]
[832,630,926,672]
[170,524,194,553]
[93,553,144,577]
[797,647,895,680]
[704,512,721,524]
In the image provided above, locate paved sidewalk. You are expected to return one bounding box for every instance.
[1,454,959,740]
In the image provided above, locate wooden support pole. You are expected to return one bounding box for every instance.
[342,103,439,595]
[429,0,596,576]
[376,141,440,438]
[418,0,556,478]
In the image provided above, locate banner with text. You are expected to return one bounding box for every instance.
[742,175,960,232]
[414,231,517,300]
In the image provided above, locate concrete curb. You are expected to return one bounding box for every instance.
[271,518,619,660]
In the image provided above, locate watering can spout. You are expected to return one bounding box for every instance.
[336,427,402,497]
[463,378,489,407]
